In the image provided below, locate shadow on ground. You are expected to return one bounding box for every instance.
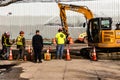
[0,66,29,80]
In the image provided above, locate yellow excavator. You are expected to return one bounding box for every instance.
[58,3,120,58]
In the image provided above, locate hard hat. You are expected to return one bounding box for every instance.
[116,22,120,26]
[6,31,10,36]
[58,27,63,32]
[19,31,24,34]
[4,31,7,35]
[5,31,10,37]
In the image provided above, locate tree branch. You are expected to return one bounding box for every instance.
[0,0,22,7]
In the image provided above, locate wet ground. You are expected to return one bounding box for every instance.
[0,67,28,80]
[0,61,28,80]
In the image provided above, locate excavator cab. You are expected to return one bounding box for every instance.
[87,17,112,44]
[87,17,120,49]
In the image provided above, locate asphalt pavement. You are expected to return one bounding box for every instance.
[1,59,119,80]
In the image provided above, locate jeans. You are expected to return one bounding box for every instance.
[17,46,25,60]
[56,44,64,59]
[6,47,10,59]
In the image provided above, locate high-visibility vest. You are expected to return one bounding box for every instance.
[4,37,11,47]
[16,36,23,45]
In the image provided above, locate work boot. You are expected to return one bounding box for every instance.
[38,61,42,63]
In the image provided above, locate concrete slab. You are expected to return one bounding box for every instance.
[13,59,120,80]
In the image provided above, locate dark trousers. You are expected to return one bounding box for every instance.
[0,45,7,59]
[0,45,6,54]
[33,47,42,62]
[17,46,25,60]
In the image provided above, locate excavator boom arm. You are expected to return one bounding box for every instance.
[58,3,94,36]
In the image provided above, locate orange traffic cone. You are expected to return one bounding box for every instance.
[52,38,56,45]
[9,48,13,60]
[30,48,33,61]
[67,37,74,44]
[66,48,71,61]
[69,37,74,44]
[91,47,97,61]
[27,45,31,53]
[24,55,27,61]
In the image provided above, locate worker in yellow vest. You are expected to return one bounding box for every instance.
[55,28,66,59]
[16,31,26,60]
[4,32,14,59]
[0,32,7,59]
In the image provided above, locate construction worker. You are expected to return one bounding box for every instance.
[0,32,7,59]
[55,28,66,59]
[115,22,120,30]
[32,30,43,63]
[16,31,26,60]
[4,32,14,59]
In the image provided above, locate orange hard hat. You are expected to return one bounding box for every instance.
[19,31,24,34]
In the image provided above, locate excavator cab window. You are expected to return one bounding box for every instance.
[100,18,112,30]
